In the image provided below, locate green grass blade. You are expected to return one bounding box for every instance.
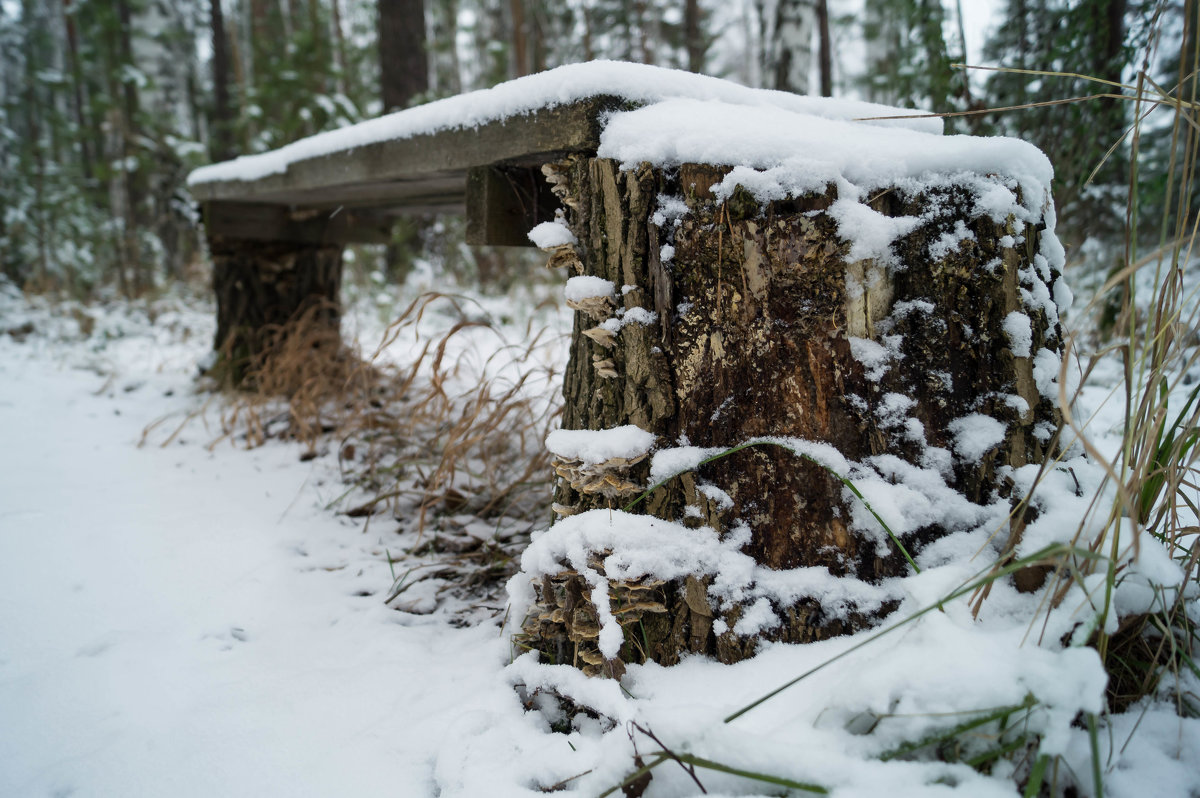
[1087,713,1104,798]
[963,737,1029,769]
[596,754,668,798]
[1023,754,1050,798]
[672,752,828,794]
[879,695,1036,762]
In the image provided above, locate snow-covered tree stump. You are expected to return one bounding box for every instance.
[512,155,1070,677]
[209,235,343,384]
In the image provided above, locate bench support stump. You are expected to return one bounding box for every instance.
[209,235,343,385]
[518,157,1066,675]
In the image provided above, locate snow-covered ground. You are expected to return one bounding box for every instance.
[0,293,520,797]
[1,277,1196,798]
[5,54,1200,784]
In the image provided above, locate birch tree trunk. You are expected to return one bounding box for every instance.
[760,0,815,94]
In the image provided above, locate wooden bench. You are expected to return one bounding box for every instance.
[187,62,942,372]
[189,95,618,250]
[190,91,629,374]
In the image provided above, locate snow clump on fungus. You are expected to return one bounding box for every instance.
[546,426,655,516]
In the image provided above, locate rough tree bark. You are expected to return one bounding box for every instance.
[519,157,1064,673]
[816,0,832,96]
[379,0,428,112]
[209,0,236,163]
[684,0,707,73]
[209,236,343,385]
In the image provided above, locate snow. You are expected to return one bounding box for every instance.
[1,281,1197,798]
[599,306,660,334]
[545,425,655,464]
[0,303,517,797]
[619,306,657,326]
[599,100,1052,215]
[651,194,690,228]
[698,483,734,510]
[947,413,1008,462]
[828,198,922,268]
[527,218,577,249]
[562,275,614,303]
[1033,346,1064,401]
[188,61,941,186]
[649,445,722,484]
[1003,310,1034,357]
[848,336,892,381]
[928,219,977,259]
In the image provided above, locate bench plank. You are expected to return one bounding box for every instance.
[191,96,621,223]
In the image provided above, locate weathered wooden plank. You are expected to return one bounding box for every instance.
[222,172,468,213]
[202,201,394,245]
[465,165,560,247]
[190,96,621,210]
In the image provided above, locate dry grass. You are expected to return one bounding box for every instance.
[980,6,1200,720]
[155,291,564,608]
[212,299,375,450]
[331,293,562,531]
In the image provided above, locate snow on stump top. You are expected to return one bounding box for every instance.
[509,76,1069,678]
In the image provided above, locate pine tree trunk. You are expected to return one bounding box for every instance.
[330,0,349,96]
[520,157,1064,672]
[209,0,236,162]
[685,0,706,73]
[510,0,528,76]
[209,236,343,385]
[379,0,429,112]
[770,0,814,93]
[63,0,93,182]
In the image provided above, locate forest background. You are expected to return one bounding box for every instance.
[0,0,1187,300]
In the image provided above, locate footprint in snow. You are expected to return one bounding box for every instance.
[75,639,114,658]
[201,626,249,651]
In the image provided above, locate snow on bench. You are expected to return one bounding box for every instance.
[189,61,948,247]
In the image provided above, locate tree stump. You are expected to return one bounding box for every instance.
[209,235,343,385]
[514,157,1068,676]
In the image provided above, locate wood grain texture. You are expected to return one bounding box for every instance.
[190,97,623,209]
